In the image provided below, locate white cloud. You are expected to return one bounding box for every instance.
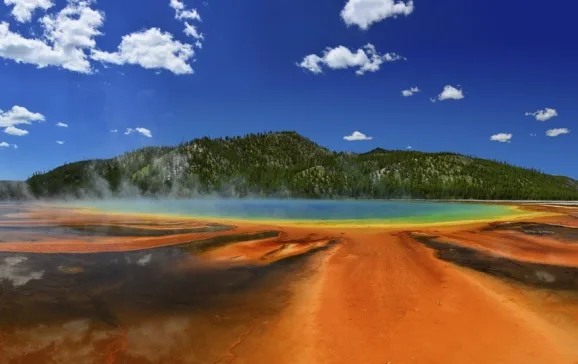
[1,105,44,136]
[136,127,152,138]
[546,128,570,137]
[125,127,152,138]
[344,131,372,141]
[56,122,68,128]
[401,86,419,97]
[2,1,196,75]
[169,0,184,10]
[437,85,464,101]
[530,133,537,137]
[170,0,201,20]
[298,44,404,76]
[4,0,54,23]
[406,145,412,149]
[56,140,64,144]
[0,141,18,148]
[4,126,29,136]
[490,133,512,143]
[341,0,414,30]
[91,28,195,75]
[169,0,204,47]
[110,129,118,133]
[180,10,201,21]
[525,108,558,122]
[43,0,104,52]
[297,54,323,74]
[0,0,104,73]
[183,22,203,40]
[0,105,45,127]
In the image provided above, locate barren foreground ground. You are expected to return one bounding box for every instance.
[1,203,578,363]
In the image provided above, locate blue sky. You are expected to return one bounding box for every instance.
[0,0,577,180]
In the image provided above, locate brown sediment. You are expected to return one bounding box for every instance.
[1,203,578,363]
[104,327,127,364]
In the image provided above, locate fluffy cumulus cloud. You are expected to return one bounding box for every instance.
[402,87,419,97]
[546,128,570,137]
[526,108,558,122]
[0,0,105,73]
[0,105,45,127]
[0,0,201,74]
[91,28,195,75]
[4,126,28,136]
[0,141,18,148]
[110,129,118,133]
[298,44,404,76]
[341,0,414,30]
[56,140,64,144]
[4,0,54,23]
[55,122,68,128]
[125,127,152,138]
[0,105,45,136]
[490,133,512,143]
[344,131,372,141]
[436,85,464,101]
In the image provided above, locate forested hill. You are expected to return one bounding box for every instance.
[2,131,578,200]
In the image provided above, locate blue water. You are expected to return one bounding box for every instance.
[70,199,517,223]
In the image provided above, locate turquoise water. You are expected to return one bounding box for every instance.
[70,199,520,224]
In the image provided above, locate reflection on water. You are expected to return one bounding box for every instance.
[0,204,339,363]
[0,223,232,237]
[0,256,44,287]
[0,244,330,363]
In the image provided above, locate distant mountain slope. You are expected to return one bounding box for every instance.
[2,131,576,200]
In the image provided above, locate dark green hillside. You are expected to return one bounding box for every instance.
[2,131,577,200]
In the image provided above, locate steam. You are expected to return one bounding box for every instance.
[3,150,295,201]
[0,181,33,200]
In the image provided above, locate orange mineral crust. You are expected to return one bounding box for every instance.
[0,203,578,363]
[306,230,578,364]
